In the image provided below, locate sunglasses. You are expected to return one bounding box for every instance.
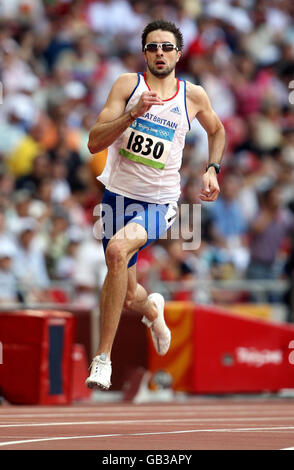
[144,42,179,53]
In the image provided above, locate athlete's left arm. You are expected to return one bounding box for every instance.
[189,84,226,202]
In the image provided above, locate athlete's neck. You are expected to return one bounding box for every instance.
[144,71,178,101]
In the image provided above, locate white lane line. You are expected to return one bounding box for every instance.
[1,416,294,428]
[1,426,294,448]
[0,404,290,413]
[281,447,294,450]
[0,410,267,418]
[1,409,294,419]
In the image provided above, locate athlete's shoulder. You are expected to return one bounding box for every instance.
[109,73,140,101]
[113,73,140,91]
[185,81,212,112]
[185,81,207,102]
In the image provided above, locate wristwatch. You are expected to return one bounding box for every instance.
[206,163,221,174]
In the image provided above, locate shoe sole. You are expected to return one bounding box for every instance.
[86,379,111,391]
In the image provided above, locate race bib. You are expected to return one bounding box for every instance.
[120,118,175,170]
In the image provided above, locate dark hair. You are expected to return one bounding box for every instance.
[141,20,184,52]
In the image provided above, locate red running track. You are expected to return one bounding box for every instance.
[0,398,294,450]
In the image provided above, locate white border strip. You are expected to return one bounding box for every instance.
[1,426,294,448]
[1,416,294,428]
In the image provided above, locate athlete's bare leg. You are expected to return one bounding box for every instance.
[124,263,158,321]
[95,223,148,359]
[125,259,171,357]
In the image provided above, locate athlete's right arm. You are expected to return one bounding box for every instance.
[88,74,163,154]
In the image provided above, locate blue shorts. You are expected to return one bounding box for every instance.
[101,189,177,268]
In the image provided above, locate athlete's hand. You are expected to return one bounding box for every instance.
[199,167,220,202]
[131,91,163,119]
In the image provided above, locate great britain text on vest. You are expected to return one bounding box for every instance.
[142,112,178,129]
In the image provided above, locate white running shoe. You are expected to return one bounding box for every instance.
[85,353,112,390]
[142,293,171,355]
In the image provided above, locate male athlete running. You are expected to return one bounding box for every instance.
[86,20,225,390]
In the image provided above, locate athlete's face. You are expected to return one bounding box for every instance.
[144,30,181,78]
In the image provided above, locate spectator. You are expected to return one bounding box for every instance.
[206,173,248,240]
[54,33,98,84]
[54,226,84,281]
[0,171,15,210]
[15,153,51,193]
[6,189,33,234]
[205,172,249,273]
[0,204,15,246]
[246,183,294,284]
[42,206,71,278]
[50,158,71,204]
[13,217,50,302]
[0,240,18,304]
[0,107,26,160]
[72,235,107,309]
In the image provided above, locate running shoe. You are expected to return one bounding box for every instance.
[85,353,112,390]
[142,293,171,355]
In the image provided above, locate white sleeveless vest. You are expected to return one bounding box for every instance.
[97,73,190,204]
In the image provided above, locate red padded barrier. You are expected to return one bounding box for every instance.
[71,343,91,401]
[148,303,294,394]
[0,310,75,404]
[193,305,294,393]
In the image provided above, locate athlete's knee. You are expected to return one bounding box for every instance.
[105,241,127,269]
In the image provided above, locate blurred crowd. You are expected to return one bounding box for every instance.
[0,0,293,317]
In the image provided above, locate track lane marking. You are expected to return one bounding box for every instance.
[1,416,294,428]
[1,426,294,448]
[0,403,291,413]
[1,408,294,419]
